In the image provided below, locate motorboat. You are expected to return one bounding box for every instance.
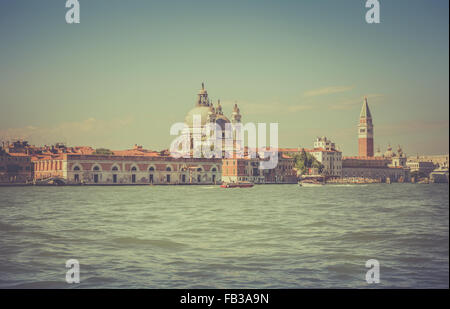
[220,182,254,188]
[299,178,325,187]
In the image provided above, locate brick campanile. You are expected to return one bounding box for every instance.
[358,97,374,157]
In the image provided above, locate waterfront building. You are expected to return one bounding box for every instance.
[33,154,66,181]
[267,152,297,183]
[222,157,265,183]
[406,161,436,176]
[0,149,32,184]
[33,151,222,185]
[407,154,449,169]
[309,148,342,177]
[342,156,410,182]
[308,137,342,177]
[358,97,374,157]
[221,150,297,184]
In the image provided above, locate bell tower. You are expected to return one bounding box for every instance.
[358,97,374,157]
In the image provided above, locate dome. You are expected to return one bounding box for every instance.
[185,106,211,127]
[215,114,230,130]
[384,145,394,158]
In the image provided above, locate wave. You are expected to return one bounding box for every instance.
[112,237,186,250]
[0,221,23,232]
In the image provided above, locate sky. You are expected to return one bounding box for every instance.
[0,0,448,156]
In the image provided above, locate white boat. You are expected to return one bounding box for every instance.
[299,182,324,187]
[299,178,325,187]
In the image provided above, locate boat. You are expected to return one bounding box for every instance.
[299,178,325,187]
[299,181,324,187]
[220,181,254,188]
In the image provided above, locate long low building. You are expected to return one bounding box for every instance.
[342,157,410,183]
[32,151,299,185]
[33,154,222,185]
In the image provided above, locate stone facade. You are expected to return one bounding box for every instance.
[406,161,436,176]
[221,153,297,184]
[309,149,342,177]
[0,151,33,184]
[32,154,222,185]
[222,158,265,183]
[67,155,222,185]
[407,155,449,169]
[342,157,410,182]
[33,156,66,180]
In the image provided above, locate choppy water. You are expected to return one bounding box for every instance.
[0,184,448,288]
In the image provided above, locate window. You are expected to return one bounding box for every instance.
[112,166,119,171]
[93,166,100,171]
[149,166,155,171]
[197,168,202,172]
[166,166,171,172]
[131,166,137,172]
[212,167,217,172]
[74,166,80,171]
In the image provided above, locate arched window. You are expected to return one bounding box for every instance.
[211,167,217,172]
[93,166,100,171]
[74,166,80,171]
[131,166,137,172]
[197,168,202,172]
[112,166,119,171]
[166,166,171,172]
[149,166,155,171]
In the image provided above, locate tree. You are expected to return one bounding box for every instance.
[293,150,324,175]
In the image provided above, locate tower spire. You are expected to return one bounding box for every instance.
[358,97,374,157]
[360,96,372,118]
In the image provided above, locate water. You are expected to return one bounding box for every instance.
[0,184,448,288]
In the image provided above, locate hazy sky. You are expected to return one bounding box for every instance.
[0,0,448,155]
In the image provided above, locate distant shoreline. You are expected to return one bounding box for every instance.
[1,182,446,187]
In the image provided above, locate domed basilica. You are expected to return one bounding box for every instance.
[183,83,242,155]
